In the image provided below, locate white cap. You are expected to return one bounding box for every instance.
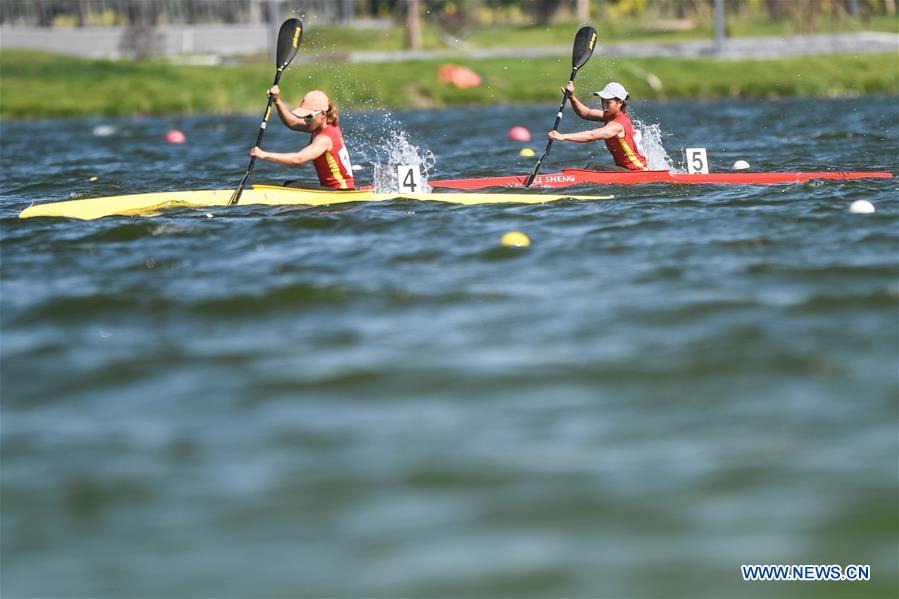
[593,82,629,100]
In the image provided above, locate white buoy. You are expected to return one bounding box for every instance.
[732,160,750,171]
[849,200,875,214]
[92,125,117,137]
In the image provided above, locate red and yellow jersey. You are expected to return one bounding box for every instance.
[603,112,648,171]
[312,125,355,190]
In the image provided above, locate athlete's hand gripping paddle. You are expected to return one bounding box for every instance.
[524,26,597,188]
[229,19,304,206]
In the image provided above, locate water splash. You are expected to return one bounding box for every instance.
[369,121,436,193]
[633,118,678,172]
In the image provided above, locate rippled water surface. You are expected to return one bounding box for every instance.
[2,97,898,598]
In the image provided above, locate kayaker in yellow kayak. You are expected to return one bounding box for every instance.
[548,81,649,171]
[250,86,356,190]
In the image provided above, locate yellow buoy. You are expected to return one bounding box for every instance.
[89,176,99,181]
[519,148,536,157]
[500,231,530,247]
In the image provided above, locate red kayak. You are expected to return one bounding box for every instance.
[427,168,893,190]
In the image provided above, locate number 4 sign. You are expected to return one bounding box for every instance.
[397,164,422,193]
[685,148,709,174]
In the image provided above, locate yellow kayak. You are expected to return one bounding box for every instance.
[18,185,614,220]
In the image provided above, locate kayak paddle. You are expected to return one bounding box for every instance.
[524,26,597,188]
[228,18,304,206]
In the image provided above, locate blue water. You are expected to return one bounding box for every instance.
[1,97,897,598]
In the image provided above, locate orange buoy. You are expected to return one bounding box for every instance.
[437,64,482,89]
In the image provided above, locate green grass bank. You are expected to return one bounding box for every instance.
[1,50,896,118]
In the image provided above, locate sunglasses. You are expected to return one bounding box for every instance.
[302,110,323,121]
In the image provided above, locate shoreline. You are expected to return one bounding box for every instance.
[1,50,896,119]
[6,93,899,124]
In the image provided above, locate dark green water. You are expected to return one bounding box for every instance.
[1,97,897,598]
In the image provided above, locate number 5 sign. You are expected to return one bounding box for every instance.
[685,148,709,174]
[397,164,422,193]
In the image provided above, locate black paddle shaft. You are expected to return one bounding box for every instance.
[229,18,303,206]
[524,26,597,188]
[228,69,285,206]
[524,67,579,188]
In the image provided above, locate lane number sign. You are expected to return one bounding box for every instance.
[397,164,422,193]
[685,148,709,174]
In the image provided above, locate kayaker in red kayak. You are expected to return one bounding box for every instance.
[250,87,356,190]
[548,81,648,171]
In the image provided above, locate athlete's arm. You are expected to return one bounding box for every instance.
[565,82,605,121]
[250,134,333,166]
[267,85,311,132]
[548,121,624,143]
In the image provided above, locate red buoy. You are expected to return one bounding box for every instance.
[165,129,186,144]
[507,126,531,142]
